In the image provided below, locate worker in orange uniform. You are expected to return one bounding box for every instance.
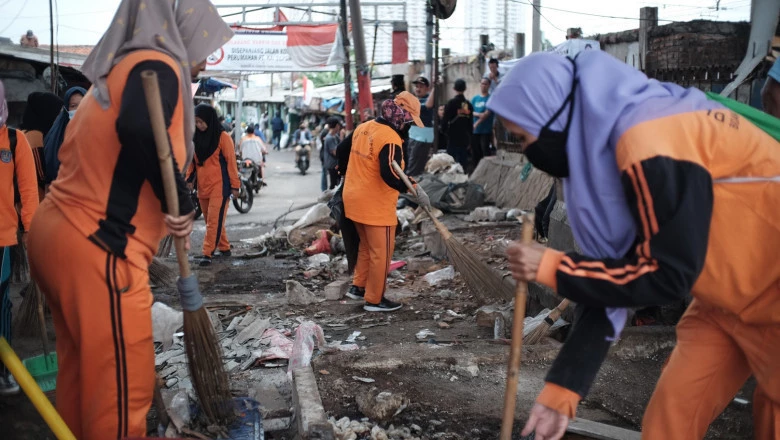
[490,51,780,440]
[0,79,39,395]
[26,1,233,438]
[343,92,431,312]
[19,91,63,199]
[188,103,241,266]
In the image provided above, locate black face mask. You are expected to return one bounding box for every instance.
[524,61,578,178]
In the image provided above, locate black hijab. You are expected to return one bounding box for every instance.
[19,92,64,136]
[193,104,223,165]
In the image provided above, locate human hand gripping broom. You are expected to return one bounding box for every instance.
[500,214,534,440]
[390,162,515,303]
[141,70,233,424]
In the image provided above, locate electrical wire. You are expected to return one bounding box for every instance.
[522,0,566,32]
[0,0,31,36]
[509,0,676,22]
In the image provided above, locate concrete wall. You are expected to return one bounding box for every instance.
[604,41,641,69]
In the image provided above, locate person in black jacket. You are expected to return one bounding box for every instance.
[442,79,473,169]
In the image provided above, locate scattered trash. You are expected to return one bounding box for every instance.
[307,253,331,268]
[352,376,376,383]
[287,321,328,373]
[437,322,450,329]
[389,260,407,272]
[152,302,183,351]
[466,206,507,222]
[286,280,323,306]
[415,329,436,340]
[422,266,455,286]
[305,230,333,256]
[345,331,362,343]
[319,370,330,375]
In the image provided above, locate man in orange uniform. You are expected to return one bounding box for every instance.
[27,1,233,438]
[188,104,241,266]
[0,79,39,395]
[343,92,430,312]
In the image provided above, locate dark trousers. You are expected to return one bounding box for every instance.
[0,246,11,377]
[447,144,469,170]
[534,182,557,238]
[470,133,493,172]
[406,139,433,177]
[272,130,282,150]
[328,168,340,189]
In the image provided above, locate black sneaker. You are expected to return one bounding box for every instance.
[364,297,402,312]
[199,257,212,267]
[216,250,232,257]
[346,285,365,300]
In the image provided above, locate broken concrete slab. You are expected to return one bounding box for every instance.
[469,153,553,210]
[356,389,408,423]
[406,256,437,274]
[422,266,455,286]
[286,280,323,306]
[467,206,504,222]
[421,221,447,259]
[235,317,271,344]
[324,279,350,301]
[292,366,336,440]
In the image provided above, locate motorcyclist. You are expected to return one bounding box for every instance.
[293,123,313,164]
[238,125,268,186]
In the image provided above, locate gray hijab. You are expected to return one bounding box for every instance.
[82,0,233,165]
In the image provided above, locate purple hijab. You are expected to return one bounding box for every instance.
[488,51,719,336]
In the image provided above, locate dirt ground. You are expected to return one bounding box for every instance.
[0,155,757,439]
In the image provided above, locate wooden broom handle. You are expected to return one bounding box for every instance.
[140,70,191,278]
[500,214,535,440]
[390,161,452,240]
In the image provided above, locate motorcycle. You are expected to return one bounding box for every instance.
[295,140,311,175]
[232,168,254,214]
[237,156,263,194]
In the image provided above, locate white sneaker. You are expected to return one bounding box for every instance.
[0,374,20,396]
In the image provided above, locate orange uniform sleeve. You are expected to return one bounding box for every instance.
[536,382,581,419]
[14,134,40,231]
[221,132,240,190]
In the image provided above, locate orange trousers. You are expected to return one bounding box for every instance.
[28,202,155,440]
[201,196,230,257]
[352,222,396,304]
[642,300,780,439]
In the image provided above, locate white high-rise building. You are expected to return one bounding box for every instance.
[461,0,527,55]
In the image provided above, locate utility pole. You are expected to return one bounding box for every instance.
[532,0,541,52]
[432,15,441,151]
[340,0,354,130]
[503,0,509,50]
[49,0,55,92]
[349,0,373,121]
[425,2,434,80]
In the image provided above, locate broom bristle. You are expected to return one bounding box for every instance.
[444,236,515,303]
[523,321,551,345]
[157,235,173,258]
[149,258,176,286]
[183,309,234,424]
[12,242,30,284]
[14,283,42,337]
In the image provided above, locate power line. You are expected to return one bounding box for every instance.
[508,0,676,22]
[0,0,31,35]
[523,0,565,32]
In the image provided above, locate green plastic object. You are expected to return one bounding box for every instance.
[22,352,58,392]
[705,92,780,141]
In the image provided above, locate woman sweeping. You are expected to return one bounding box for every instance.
[43,86,88,184]
[490,51,779,440]
[19,91,63,199]
[187,103,240,266]
[27,1,233,438]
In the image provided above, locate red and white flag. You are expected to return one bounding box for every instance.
[286,24,347,69]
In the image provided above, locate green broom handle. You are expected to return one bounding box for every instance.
[390,162,452,239]
[0,337,76,440]
[140,70,191,279]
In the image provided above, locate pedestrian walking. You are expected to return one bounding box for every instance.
[271,113,284,150]
[323,118,342,189]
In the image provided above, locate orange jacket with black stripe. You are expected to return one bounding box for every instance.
[343,119,411,226]
[186,131,240,200]
[46,50,194,271]
[0,126,38,246]
[533,109,780,417]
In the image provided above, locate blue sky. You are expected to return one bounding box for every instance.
[0,0,752,54]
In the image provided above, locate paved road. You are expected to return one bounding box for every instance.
[191,147,327,249]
